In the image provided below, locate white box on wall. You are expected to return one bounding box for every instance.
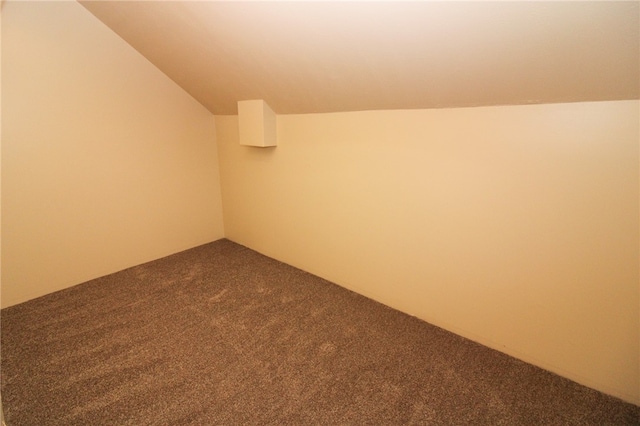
[238,100,277,147]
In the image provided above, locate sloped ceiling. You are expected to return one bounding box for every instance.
[80,1,639,115]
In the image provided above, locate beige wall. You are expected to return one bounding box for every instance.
[2,0,638,408]
[216,100,639,404]
[1,1,224,308]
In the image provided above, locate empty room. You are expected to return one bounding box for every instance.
[1,1,639,424]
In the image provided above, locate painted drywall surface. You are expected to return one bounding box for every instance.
[1,1,224,308]
[216,100,639,404]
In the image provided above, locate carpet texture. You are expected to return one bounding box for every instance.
[2,239,639,425]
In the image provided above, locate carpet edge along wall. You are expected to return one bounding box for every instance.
[2,240,639,425]
[215,100,640,405]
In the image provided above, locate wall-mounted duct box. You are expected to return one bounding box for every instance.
[238,100,277,147]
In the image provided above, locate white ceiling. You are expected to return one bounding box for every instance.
[80,1,639,115]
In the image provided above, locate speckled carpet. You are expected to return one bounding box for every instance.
[2,239,638,425]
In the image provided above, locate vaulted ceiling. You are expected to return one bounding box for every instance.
[80,1,639,115]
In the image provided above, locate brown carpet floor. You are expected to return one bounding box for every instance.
[1,239,639,425]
